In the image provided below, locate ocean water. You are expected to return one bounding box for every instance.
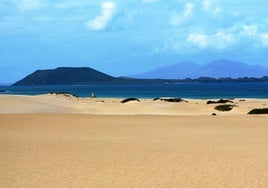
[0,82,268,99]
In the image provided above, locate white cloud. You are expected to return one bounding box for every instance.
[184,3,195,17]
[13,0,46,11]
[212,6,222,16]
[202,0,211,11]
[187,34,208,49]
[187,32,234,49]
[86,1,116,31]
[213,32,234,49]
[261,33,268,47]
[202,0,222,16]
[240,24,258,38]
[170,2,195,26]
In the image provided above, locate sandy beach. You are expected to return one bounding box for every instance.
[0,94,268,187]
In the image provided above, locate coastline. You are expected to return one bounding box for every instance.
[1,94,268,187]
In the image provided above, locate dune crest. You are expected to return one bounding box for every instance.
[0,94,267,115]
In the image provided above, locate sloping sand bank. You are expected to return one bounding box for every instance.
[1,114,268,188]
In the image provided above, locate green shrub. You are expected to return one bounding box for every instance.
[207,99,233,104]
[248,108,268,114]
[214,104,235,112]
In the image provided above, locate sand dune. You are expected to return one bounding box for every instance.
[0,95,268,187]
[1,114,268,187]
[0,94,267,115]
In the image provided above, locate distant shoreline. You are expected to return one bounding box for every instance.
[1,82,268,99]
[0,93,268,100]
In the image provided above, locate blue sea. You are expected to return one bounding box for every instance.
[0,82,268,99]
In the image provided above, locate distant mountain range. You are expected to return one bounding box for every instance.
[131,59,268,79]
[13,60,268,86]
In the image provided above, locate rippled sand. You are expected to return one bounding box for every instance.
[0,95,268,187]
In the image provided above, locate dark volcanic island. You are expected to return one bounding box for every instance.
[13,67,120,86]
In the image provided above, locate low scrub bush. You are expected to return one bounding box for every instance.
[214,104,235,112]
[248,108,268,114]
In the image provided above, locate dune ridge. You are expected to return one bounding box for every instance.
[0,94,267,115]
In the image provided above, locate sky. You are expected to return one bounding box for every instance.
[1,0,268,83]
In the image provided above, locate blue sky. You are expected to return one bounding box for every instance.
[1,0,268,83]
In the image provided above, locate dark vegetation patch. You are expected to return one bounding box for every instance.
[49,91,78,98]
[212,113,217,116]
[121,98,140,103]
[207,99,233,104]
[154,97,188,103]
[96,100,105,103]
[248,108,268,114]
[214,104,235,112]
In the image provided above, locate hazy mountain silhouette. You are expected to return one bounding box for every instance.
[190,59,268,78]
[131,61,201,79]
[130,59,268,79]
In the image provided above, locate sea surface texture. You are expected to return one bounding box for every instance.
[1,82,268,99]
